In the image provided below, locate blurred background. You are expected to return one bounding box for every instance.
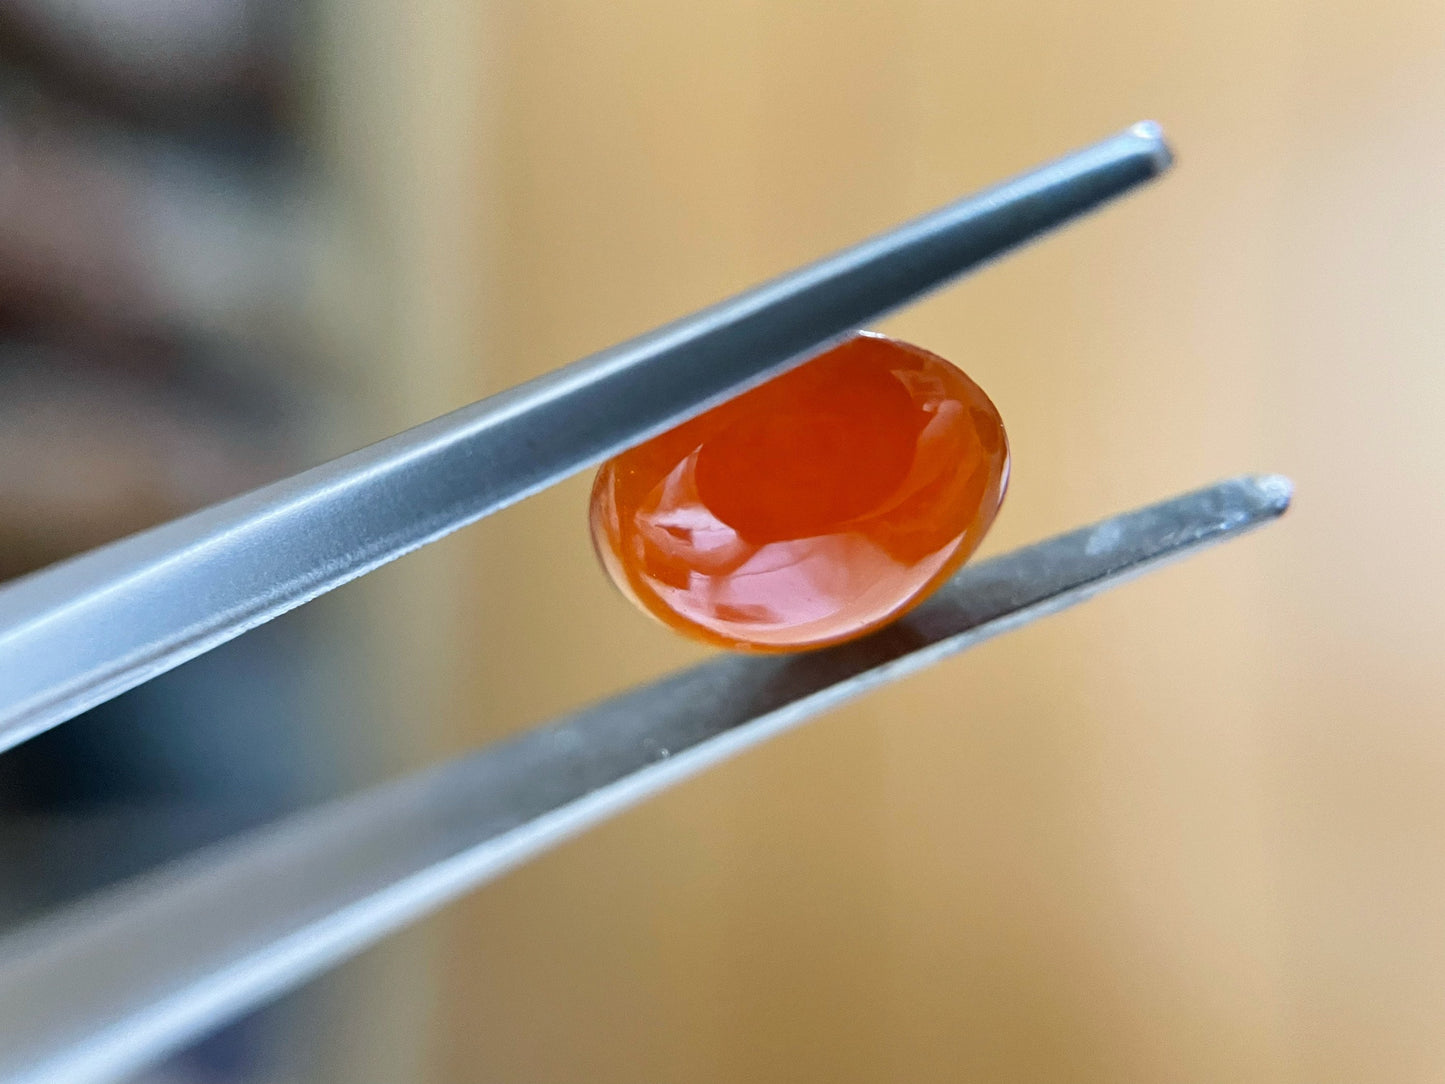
[0,0,1443,1081]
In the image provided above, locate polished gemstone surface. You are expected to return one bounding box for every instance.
[589,332,1009,651]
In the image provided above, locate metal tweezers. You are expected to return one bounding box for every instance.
[0,122,1291,1084]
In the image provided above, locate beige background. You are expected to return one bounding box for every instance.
[311,2,1445,1081]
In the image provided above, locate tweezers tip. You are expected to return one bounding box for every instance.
[1248,473,1294,514]
[1127,120,1174,174]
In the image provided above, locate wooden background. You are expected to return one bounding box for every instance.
[311,2,1445,1080]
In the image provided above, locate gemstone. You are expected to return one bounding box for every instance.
[589,332,1009,651]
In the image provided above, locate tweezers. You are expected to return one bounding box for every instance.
[0,122,1291,1084]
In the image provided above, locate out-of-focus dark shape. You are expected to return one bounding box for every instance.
[0,0,295,140]
[0,119,159,356]
[0,1,341,1081]
[0,356,292,581]
[0,110,312,379]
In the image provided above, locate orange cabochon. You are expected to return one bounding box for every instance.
[590,333,1009,651]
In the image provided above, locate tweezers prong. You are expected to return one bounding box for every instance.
[0,123,1171,753]
[0,474,1289,1084]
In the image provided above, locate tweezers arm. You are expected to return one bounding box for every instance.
[0,123,1171,753]
[0,474,1289,1084]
